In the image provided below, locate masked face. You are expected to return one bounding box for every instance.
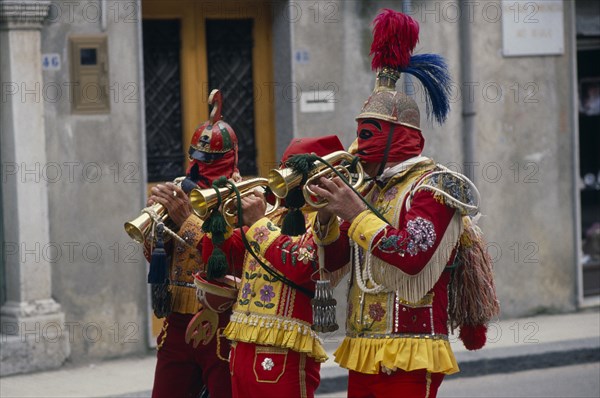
[355,118,424,166]
[356,119,387,161]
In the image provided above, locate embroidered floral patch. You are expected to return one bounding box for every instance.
[253,226,271,244]
[296,245,316,265]
[260,285,275,302]
[241,283,252,299]
[368,303,385,322]
[248,258,259,272]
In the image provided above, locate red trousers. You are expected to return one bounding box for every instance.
[348,369,444,398]
[152,312,232,398]
[230,341,320,398]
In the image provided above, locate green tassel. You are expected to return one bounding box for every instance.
[202,176,231,280]
[285,154,318,174]
[202,209,227,245]
[281,208,306,236]
[281,188,306,236]
[206,246,228,280]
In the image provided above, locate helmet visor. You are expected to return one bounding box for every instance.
[188,147,226,163]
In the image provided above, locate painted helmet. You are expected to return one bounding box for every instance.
[188,89,238,162]
[356,67,421,130]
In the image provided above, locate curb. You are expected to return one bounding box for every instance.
[315,346,600,394]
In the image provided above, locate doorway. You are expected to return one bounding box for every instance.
[575,1,600,301]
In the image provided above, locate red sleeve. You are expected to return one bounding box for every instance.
[352,190,456,275]
[201,227,247,276]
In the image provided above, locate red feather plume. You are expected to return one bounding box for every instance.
[370,9,419,71]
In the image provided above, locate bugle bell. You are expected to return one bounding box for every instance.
[268,150,365,208]
[189,178,279,226]
[124,176,185,243]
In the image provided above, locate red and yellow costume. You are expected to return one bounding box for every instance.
[143,90,241,398]
[203,136,348,398]
[311,10,498,398]
[315,158,473,397]
[145,215,233,398]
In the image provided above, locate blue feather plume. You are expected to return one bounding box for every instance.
[400,54,452,124]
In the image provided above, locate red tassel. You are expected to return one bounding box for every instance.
[370,9,419,70]
[459,324,487,350]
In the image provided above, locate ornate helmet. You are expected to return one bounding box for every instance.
[188,89,238,162]
[354,9,452,166]
[186,89,241,186]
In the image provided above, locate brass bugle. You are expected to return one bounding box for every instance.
[268,151,365,208]
[124,176,185,243]
[303,161,364,208]
[190,178,278,222]
[124,203,168,243]
[222,187,280,227]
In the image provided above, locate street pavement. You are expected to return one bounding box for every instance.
[0,310,598,398]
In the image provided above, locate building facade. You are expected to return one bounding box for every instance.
[1,0,598,376]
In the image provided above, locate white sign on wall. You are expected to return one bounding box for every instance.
[502,0,564,57]
[300,90,335,113]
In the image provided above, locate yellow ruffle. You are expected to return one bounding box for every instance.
[334,336,459,375]
[224,313,328,362]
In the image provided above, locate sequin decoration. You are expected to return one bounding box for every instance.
[261,357,274,371]
[405,217,436,255]
[377,217,436,256]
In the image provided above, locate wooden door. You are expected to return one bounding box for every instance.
[142,0,275,344]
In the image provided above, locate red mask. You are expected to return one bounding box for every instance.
[186,150,239,189]
[355,118,424,164]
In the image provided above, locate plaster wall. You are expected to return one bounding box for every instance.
[40,0,148,362]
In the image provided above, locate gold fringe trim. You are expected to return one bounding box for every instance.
[170,285,201,314]
[370,212,463,302]
[224,311,328,362]
[333,336,459,375]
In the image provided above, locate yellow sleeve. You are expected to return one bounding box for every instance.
[348,210,387,251]
[312,214,340,246]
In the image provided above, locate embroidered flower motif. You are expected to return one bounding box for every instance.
[368,303,386,322]
[253,226,270,244]
[296,246,315,265]
[261,357,274,371]
[405,217,436,256]
[241,283,252,299]
[260,285,276,302]
[248,258,259,272]
[383,186,398,202]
